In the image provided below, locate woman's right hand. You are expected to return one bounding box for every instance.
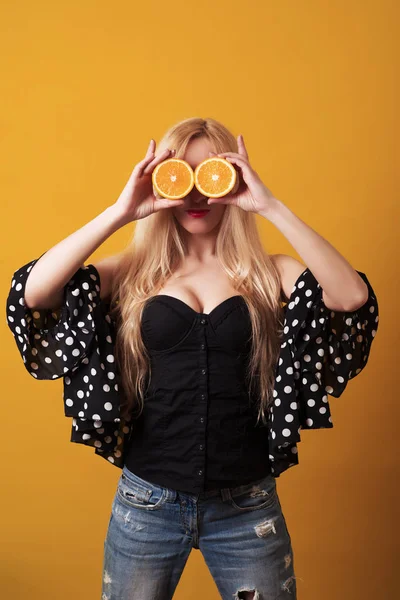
[112,139,184,223]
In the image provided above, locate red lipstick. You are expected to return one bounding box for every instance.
[186,210,210,218]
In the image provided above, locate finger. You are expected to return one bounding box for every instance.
[143,148,175,175]
[209,151,237,159]
[218,153,251,174]
[207,195,237,206]
[133,142,156,176]
[145,139,155,158]
[237,134,249,160]
[153,198,184,212]
[225,155,249,168]
[224,155,253,178]
[135,140,170,177]
[138,139,156,168]
[217,151,249,165]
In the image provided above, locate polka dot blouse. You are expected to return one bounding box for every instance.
[5,252,379,477]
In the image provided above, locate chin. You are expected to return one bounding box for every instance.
[179,216,222,234]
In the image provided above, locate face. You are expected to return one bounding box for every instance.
[171,137,227,234]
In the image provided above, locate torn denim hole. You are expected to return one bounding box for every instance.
[254,517,277,538]
[234,588,260,599]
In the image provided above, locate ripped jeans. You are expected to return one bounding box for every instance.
[101,464,298,599]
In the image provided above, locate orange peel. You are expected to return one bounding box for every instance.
[152,158,195,200]
[194,157,238,198]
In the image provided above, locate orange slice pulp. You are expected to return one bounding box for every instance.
[152,158,195,200]
[194,157,238,198]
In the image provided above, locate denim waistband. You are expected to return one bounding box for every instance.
[121,464,274,503]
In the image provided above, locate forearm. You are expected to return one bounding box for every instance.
[24,204,127,309]
[261,199,369,310]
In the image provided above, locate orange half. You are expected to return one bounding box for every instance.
[152,158,195,199]
[194,157,238,198]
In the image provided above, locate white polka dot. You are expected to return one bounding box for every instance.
[5,258,379,481]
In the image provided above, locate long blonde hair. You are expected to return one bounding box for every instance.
[110,117,285,426]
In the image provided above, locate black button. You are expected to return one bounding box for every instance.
[201,368,206,375]
[198,469,203,476]
[200,318,206,325]
[199,444,204,450]
[201,394,206,400]
[200,417,204,423]
[201,343,205,350]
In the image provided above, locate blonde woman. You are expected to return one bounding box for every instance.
[6,117,379,599]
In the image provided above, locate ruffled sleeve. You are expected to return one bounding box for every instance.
[6,253,134,468]
[289,268,379,398]
[6,252,99,380]
[268,267,379,478]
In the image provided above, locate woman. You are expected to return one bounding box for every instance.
[6,117,379,599]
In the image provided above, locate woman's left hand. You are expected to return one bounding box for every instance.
[208,135,278,215]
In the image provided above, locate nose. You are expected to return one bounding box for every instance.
[191,191,208,205]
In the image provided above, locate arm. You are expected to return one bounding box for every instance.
[263,201,369,312]
[24,205,127,310]
[270,254,308,303]
[7,139,181,381]
[213,136,368,312]
[6,206,128,380]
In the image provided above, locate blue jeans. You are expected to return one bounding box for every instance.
[101,464,297,599]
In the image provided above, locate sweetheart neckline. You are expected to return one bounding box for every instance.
[147,294,246,317]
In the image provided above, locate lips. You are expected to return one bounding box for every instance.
[186,209,210,218]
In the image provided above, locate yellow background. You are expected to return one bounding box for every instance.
[1,1,397,598]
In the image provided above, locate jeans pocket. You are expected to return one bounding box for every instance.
[116,472,167,511]
[227,474,278,512]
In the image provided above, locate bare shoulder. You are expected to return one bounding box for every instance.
[270,254,307,302]
[91,253,123,302]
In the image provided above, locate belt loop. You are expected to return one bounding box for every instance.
[220,487,231,502]
[165,488,177,503]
